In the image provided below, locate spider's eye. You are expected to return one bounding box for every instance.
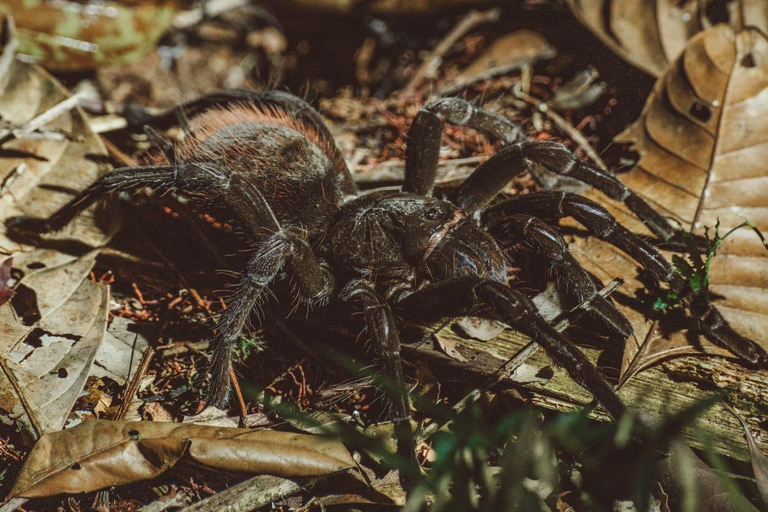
[424,207,441,221]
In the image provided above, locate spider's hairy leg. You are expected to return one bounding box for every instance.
[208,230,334,406]
[209,235,289,406]
[403,97,525,197]
[485,191,767,365]
[455,140,677,241]
[342,280,416,476]
[487,214,632,338]
[396,277,627,420]
[5,163,217,233]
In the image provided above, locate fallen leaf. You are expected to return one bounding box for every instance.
[9,419,355,498]
[0,1,176,71]
[439,30,555,96]
[565,0,768,77]
[92,316,151,386]
[0,256,11,306]
[0,39,119,440]
[566,25,768,381]
[453,316,505,341]
[433,334,468,362]
[728,408,768,505]
[143,402,174,423]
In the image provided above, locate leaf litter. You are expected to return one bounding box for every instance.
[0,30,120,441]
[1,3,768,510]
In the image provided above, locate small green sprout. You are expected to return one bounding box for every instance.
[652,219,767,311]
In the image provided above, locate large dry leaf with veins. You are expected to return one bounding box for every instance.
[568,24,768,381]
[565,0,768,77]
[10,419,355,498]
[0,46,119,439]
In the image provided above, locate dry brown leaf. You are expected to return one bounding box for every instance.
[565,0,768,77]
[567,25,768,381]
[438,30,555,96]
[9,419,355,498]
[0,42,119,439]
[658,440,760,511]
[0,256,11,306]
[433,334,469,362]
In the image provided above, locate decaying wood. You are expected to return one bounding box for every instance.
[405,325,768,464]
[182,475,303,512]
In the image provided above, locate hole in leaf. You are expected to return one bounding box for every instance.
[704,0,730,24]
[25,262,46,270]
[741,53,756,68]
[128,429,141,441]
[57,367,68,378]
[70,462,81,470]
[689,101,712,123]
[536,366,555,380]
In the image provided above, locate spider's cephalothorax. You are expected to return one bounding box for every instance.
[9,90,766,445]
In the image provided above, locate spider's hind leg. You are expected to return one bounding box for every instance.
[487,213,632,338]
[6,161,336,406]
[484,191,766,365]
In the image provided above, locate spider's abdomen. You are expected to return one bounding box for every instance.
[156,104,346,236]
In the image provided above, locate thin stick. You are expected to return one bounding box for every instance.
[115,345,156,420]
[182,475,303,512]
[230,363,248,424]
[514,85,609,171]
[402,8,501,96]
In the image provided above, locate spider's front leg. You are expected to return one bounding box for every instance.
[484,191,767,365]
[342,279,415,470]
[208,229,334,406]
[395,277,627,420]
[404,98,524,197]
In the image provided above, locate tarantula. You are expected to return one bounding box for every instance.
[9,89,765,437]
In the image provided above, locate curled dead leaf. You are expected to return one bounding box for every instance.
[10,419,355,498]
[565,0,768,77]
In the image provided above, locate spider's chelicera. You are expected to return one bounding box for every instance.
[9,90,765,440]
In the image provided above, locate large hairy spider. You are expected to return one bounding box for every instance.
[9,90,765,439]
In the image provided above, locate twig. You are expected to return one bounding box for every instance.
[402,8,501,96]
[230,364,249,424]
[514,85,608,171]
[115,345,156,420]
[0,498,27,512]
[11,92,85,138]
[182,475,303,512]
